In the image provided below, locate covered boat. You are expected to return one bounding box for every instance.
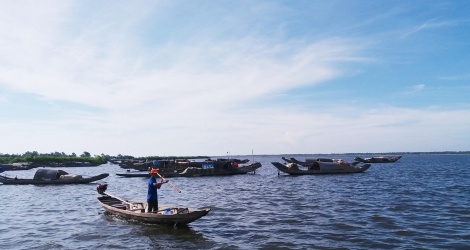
[96,184,210,226]
[272,161,370,175]
[0,169,109,185]
[354,156,402,163]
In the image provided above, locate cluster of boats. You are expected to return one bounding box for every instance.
[0,155,401,225]
[116,158,261,178]
[272,155,401,175]
[0,157,262,226]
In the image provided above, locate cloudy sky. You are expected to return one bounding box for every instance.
[1,0,469,157]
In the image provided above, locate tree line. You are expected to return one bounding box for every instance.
[0,151,210,165]
[0,151,108,165]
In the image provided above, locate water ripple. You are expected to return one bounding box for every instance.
[2,155,470,249]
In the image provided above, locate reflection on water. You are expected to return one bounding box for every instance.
[140,224,212,249]
[2,155,470,249]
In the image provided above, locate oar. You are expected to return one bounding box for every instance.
[156,172,181,193]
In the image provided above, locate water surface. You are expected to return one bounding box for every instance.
[1,154,469,249]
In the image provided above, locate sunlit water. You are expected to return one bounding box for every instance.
[1,155,469,249]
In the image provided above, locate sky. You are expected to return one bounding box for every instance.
[1,0,469,157]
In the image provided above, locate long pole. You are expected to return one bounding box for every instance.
[156,172,181,193]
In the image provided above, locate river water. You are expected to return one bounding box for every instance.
[1,154,469,249]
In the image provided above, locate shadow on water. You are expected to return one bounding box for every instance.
[139,224,214,249]
[99,212,215,249]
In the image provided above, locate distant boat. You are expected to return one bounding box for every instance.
[0,169,109,185]
[281,157,343,166]
[96,185,210,226]
[116,168,180,178]
[354,156,402,163]
[272,161,370,175]
[116,162,262,178]
[178,162,261,177]
[117,158,251,171]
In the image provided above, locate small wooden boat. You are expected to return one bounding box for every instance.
[272,161,370,175]
[116,169,181,178]
[116,172,152,178]
[96,185,210,225]
[354,156,402,163]
[0,169,109,185]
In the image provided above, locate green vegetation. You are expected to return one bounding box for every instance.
[0,151,210,165]
[0,151,109,165]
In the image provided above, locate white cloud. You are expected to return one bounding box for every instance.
[1,1,469,156]
[413,84,425,91]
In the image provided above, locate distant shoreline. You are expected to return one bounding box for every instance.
[285,151,470,155]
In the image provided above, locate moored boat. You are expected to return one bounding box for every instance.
[272,161,370,175]
[354,156,402,163]
[117,162,262,178]
[177,162,262,177]
[0,169,109,185]
[96,185,210,225]
[118,158,251,171]
[281,157,344,166]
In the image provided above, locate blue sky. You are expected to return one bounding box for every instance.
[1,0,469,157]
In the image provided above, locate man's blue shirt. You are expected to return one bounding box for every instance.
[147,177,158,201]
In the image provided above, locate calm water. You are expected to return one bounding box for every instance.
[1,154,469,249]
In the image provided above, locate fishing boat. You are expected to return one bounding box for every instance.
[116,162,262,178]
[0,169,109,185]
[116,169,180,178]
[177,162,262,177]
[281,157,344,166]
[354,156,402,163]
[118,158,250,171]
[272,161,370,175]
[96,184,210,225]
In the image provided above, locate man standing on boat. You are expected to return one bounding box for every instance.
[147,169,168,213]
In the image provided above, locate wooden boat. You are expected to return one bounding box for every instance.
[0,163,36,171]
[281,157,344,166]
[272,161,370,175]
[177,162,262,177]
[0,169,109,185]
[117,162,262,178]
[354,156,402,163]
[118,159,188,171]
[213,158,250,164]
[118,158,250,171]
[96,185,210,225]
[116,169,180,178]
